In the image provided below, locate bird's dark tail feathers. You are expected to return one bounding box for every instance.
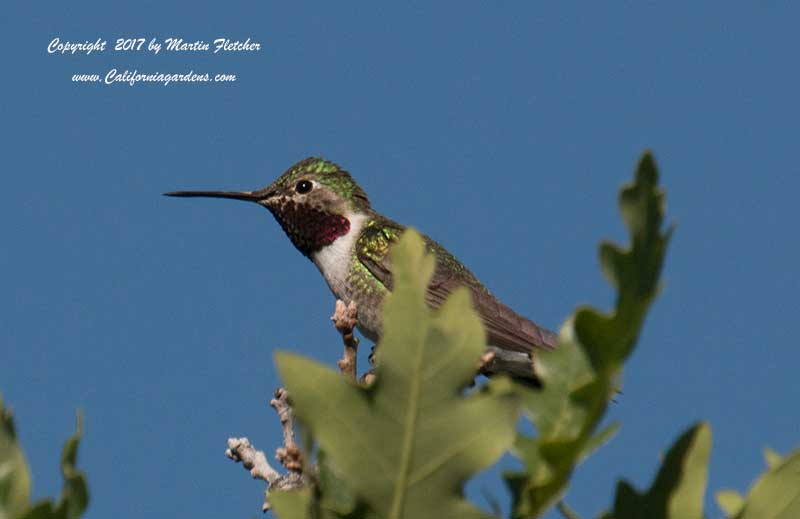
[480,346,542,388]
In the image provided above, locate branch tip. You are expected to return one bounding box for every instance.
[270,387,303,472]
[225,437,280,484]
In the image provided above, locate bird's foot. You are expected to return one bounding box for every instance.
[331,300,359,381]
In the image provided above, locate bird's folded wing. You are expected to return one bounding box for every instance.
[425,271,557,353]
[356,221,557,354]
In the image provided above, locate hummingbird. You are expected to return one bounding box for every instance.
[166,157,557,384]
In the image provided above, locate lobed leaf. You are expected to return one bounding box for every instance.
[270,489,313,519]
[52,414,89,519]
[604,422,711,519]
[730,447,800,519]
[762,447,782,470]
[716,490,744,517]
[0,397,31,519]
[505,152,672,517]
[276,230,520,519]
[0,401,88,519]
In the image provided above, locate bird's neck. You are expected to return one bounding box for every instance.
[310,212,371,296]
[267,201,354,257]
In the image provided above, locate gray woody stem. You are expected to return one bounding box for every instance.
[225,388,305,511]
[271,387,303,472]
[226,300,365,512]
[225,437,303,511]
[225,437,280,484]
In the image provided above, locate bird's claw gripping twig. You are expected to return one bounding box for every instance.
[332,300,360,382]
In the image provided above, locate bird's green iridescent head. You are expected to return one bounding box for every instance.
[263,157,371,215]
[164,157,371,257]
[251,157,372,255]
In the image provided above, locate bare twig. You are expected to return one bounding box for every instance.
[225,437,280,484]
[331,299,359,381]
[227,301,365,513]
[225,437,304,511]
[270,387,303,472]
[226,388,307,511]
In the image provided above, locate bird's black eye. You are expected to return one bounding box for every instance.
[295,180,313,194]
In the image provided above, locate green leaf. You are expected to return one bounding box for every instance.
[270,481,373,519]
[270,489,313,519]
[52,413,89,519]
[1,400,88,519]
[580,423,620,464]
[16,503,56,519]
[18,413,89,519]
[733,448,800,519]
[506,152,672,517]
[716,490,744,517]
[317,449,357,516]
[606,422,711,519]
[0,397,31,519]
[762,447,782,470]
[276,229,520,519]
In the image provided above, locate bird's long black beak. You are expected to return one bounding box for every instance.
[163,188,275,202]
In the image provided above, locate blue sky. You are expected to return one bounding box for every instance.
[1,2,798,518]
